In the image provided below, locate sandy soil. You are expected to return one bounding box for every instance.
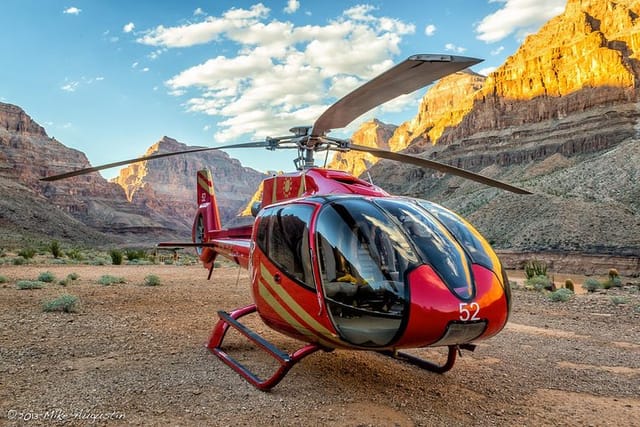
[0,263,639,426]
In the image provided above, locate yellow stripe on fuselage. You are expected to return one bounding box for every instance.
[259,264,341,346]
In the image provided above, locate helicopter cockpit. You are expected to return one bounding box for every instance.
[315,197,477,347]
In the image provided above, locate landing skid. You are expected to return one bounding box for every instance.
[207,304,322,391]
[379,343,476,374]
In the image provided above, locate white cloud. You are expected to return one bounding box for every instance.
[491,45,505,55]
[445,43,467,53]
[424,24,436,36]
[476,0,565,43]
[61,81,79,92]
[60,76,105,92]
[123,22,135,33]
[478,66,497,76]
[284,0,300,14]
[140,4,417,142]
[194,8,205,16]
[138,4,270,47]
[63,7,81,15]
[142,67,150,72]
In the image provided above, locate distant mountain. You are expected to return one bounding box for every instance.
[349,0,640,255]
[0,103,264,248]
[111,136,265,232]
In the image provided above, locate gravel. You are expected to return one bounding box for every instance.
[0,264,638,426]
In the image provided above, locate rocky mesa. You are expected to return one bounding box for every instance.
[0,103,264,247]
[342,0,640,257]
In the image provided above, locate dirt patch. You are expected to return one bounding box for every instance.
[0,264,639,426]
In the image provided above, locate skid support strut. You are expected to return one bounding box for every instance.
[380,344,475,374]
[207,304,321,391]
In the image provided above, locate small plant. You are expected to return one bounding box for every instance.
[18,248,36,259]
[525,275,554,292]
[109,249,123,265]
[125,249,146,261]
[66,248,85,261]
[37,271,56,283]
[58,278,69,286]
[582,278,601,293]
[98,275,126,285]
[143,274,161,286]
[524,260,548,279]
[610,296,628,306]
[12,257,26,265]
[67,272,79,281]
[42,294,79,313]
[16,280,45,290]
[49,240,62,259]
[602,276,623,289]
[0,275,7,284]
[564,279,575,292]
[548,288,574,302]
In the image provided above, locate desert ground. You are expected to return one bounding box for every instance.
[0,262,639,426]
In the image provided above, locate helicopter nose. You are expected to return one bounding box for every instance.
[395,263,509,349]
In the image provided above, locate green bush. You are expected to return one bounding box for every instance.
[582,278,601,293]
[526,275,554,292]
[42,294,79,313]
[602,276,623,289]
[610,296,628,306]
[18,248,36,259]
[98,275,126,285]
[143,274,161,286]
[12,257,26,265]
[66,248,85,261]
[109,249,123,265]
[524,260,548,279]
[16,280,45,290]
[49,240,62,259]
[67,272,79,281]
[125,249,146,261]
[548,288,574,302]
[0,275,7,284]
[37,271,56,283]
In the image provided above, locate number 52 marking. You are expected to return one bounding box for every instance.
[459,302,480,321]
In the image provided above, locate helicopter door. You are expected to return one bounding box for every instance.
[255,203,315,289]
[315,199,418,347]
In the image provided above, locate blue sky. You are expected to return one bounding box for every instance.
[0,0,566,179]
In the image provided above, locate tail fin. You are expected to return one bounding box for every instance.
[197,169,222,230]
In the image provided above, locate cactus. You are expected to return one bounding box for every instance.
[524,260,548,279]
[564,279,575,292]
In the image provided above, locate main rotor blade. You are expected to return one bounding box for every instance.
[41,141,269,182]
[312,54,482,137]
[350,144,532,195]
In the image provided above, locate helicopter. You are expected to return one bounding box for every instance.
[43,54,531,391]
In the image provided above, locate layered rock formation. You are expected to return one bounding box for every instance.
[0,103,264,246]
[327,119,396,177]
[363,0,640,255]
[111,136,265,230]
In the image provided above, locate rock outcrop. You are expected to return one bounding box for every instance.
[0,104,264,246]
[111,136,265,230]
[327,119,396,177]
[363,0,640,256]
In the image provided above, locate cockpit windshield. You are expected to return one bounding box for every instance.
[316,198,417,347]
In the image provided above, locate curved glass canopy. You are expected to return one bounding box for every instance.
[315,197,476,347]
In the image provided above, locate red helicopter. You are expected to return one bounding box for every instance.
[43,54,531,391]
